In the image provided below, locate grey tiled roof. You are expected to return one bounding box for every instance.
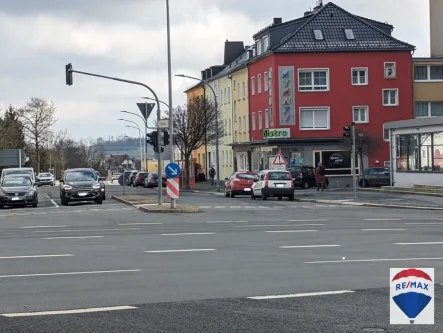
[272,2,415,53]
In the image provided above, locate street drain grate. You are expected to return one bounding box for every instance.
[362,329,385,332]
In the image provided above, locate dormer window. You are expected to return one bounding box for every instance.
[256,40,262,55]
[313,29,324,40]
[344,29,355,40]
[262,36,269,51]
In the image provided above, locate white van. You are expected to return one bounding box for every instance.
[251,169,294,201]
[1,167,36,183]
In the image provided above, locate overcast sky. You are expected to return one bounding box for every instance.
[0,0,430,139]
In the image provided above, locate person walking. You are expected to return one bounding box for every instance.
[208,166,216,186]
[315,162,326,192]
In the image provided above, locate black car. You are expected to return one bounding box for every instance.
[359,167,390,187]
[288,165,329,189]
[128,170,139,186]
[144,172,167,188]
[0,174,38,208]
[59,168,103,206]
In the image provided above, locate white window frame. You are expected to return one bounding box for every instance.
[414,65,443,82]
[258,74,262,93]
[351,67,368,86]
[299,107,330,131]
[220,89,223,105]
[262,36,269,51]
[233,101,237,120]
[233,80,236,90]
[264,72,269,91]
[228,119,231,135]
[258,111,263,130]
[298,68,330,92]
[415,101,443,118]
[382,124,390,142]
[242,116,246,132]
[264,109,269,128]
[238,83,241,100]
[382,89,399,107]
[224,88,227,104]
[227,87,231,103]
[384,62,396,79]
[238,117,242,132]
[252,112,256,130]
[352,105,369,124]
[242,82,246,99]
[251,77,255,95]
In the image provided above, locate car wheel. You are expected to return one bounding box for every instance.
[288,195,295,201]
[224,187,229,197]
[302,181,309,189]
[230,191,235,198]
[277,196,282,201]
[61,197,69,206]
[0,205,4,209]
[32,201,38,208]
[261,190,267,200]
[96,198,103,204]
[102,192,106,200]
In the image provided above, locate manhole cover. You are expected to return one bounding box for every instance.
[362,329,385,332]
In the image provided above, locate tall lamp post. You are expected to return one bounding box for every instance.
[175,74,220,192]
[118,118,144,168]
[123,125,143,170]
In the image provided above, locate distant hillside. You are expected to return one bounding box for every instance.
[101,137,155,158]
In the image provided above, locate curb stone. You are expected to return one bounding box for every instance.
[359,188,443,198]
[299,199,443,210]
[137,204,203,213]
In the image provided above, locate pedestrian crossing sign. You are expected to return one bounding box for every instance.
[272,152,287,165]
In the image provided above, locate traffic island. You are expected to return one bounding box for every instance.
[137,203,203,213]
[111,195,170,206]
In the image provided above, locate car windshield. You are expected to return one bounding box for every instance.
[288,167,301,173]
[39,173,51,177]
[237,173,256,180]
[2,176,32,187]
[4,170,33,178]
[268,172,291,180]
[66,171,96,182]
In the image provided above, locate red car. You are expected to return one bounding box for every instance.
[224,172,257,198]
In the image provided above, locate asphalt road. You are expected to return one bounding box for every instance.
[1,184,443,332]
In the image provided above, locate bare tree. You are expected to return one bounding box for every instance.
[170,96,224,188]
[18,97,57,172]
[78,137,104,168]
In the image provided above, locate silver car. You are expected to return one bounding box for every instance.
[37,172,54,186]
[0,174,38,208]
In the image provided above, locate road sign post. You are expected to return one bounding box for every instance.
[165,162,181,203]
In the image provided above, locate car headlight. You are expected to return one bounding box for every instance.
[26,189,34,196]
[63,185,72,190]
[93,184,101,190]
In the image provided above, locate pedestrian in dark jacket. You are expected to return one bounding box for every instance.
[315,162,326,192]
[209,166,216,185]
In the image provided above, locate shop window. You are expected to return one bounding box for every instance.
[312,150,359,176]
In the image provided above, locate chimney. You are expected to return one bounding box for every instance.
[313,0,323,11]
[205,68,211,79]
[273,17,282,25]
[201,70,207,81]
[224,41,245,65]
[430,0,443,57]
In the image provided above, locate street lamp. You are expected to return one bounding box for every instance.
[124,125,143,171]
[175,73,220,192]
[118,118,145,170]
[141,97,169,110]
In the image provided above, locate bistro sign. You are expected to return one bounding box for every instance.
[263,128,291,139]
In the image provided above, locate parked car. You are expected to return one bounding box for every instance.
[251,170,294,201]
[128,170,139,186]
[133,172,149,187]
[59,168,103,206]
[112,173,121,181]
[359,167,391,187]
[0,174,38,208]
[37,172,54,186]
[288,165,329,189]
[224,172,257,198]
[1,167,37,184]
[144,172,167,188]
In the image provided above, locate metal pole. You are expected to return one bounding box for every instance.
[144,103,148,172]
[138,129,143,170]
[18,149,21,168]
[206,84,220,192]
[351,122,357,201]
[156,109,162,205]
[166,0,176,208]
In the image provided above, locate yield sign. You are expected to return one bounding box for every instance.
[272,152,287,165]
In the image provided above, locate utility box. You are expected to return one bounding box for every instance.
[0,149,27,167]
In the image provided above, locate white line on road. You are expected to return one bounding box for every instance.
[405,223,443,225]
[0,254,74,259]
[265,230,318,233]
[205,221,248,223]
[363,218,402,221]
[395,242,443,245]
[20,225,69,229]
[0,269,141,279]
[236,224,323,228]
[287,219,329,222]
[44,193,59,208]
[248,290,355,300]
[280,245,341,249]
[160,232,216,236]
[33,228,140,233]
[305,257,443,264]
[145,249,216,253]
[362,229,406,231]
[117,223,162,225]
[214,206,226,209]
[44,236,104,240]
[1,306,139,318]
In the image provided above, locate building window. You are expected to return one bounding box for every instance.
[256,40,262,55]
[299,107,330,130]
[414,65,443,81]
[313,29,324,40]
[238,83,241,100]
[298,69,329,91]
[224,88,227,104]
[242,82,246,99]
[383,124,390,142]
[264,72,269,91]
[252,112,256,130]
[264,109,269,128]
[251,77,255,95]
[233,80,236,90]
[258,74,262,93]
[243,116,247,132]
[351,68,368,85]
[228,119,231,135]
[220,89,223,105]
[238,117,242,132]
[227,87,231,103]
[258,111,263,129]
[230,151,233,166]
[262,36,269,51]
[344,29,355,40]
[382,89,399,106]
[384,62,396,79]
[415,102,443,118]
[313,150,359,176]
[353,106,369,123]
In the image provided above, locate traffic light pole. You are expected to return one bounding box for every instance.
[351,122,357,201]
[66,66,163,205]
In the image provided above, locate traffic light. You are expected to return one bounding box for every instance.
[66,63,73,86]
[147,131,158,147]
[163,131,170,146]
[343,126,351,139]
[154,147,164,153]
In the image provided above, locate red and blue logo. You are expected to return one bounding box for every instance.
[390,268,434,324]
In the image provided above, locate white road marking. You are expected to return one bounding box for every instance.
[405,222,443,225]
[305,257,443,264]
[117,223,162,225]
[33,228,140,233]
[199,206,211,209]
[248,290,355,300]
[161,232,216,236]
[206,221,248,223]
[44,236,104,240]
[214,206,226,209]
[145,249,216,253]
[287,219,328,222]
[265,230,317,233]
[229,206,242,209]
[236,224,322,228]
[20,225,69,229]
[395,242,443,245]
[0,254,74,259]
[363,218,402,221]
[280,245,341,249]
[1,306,139,317]
[0,269,141,279]
[44,193,59,208]
[362,228,406,231]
